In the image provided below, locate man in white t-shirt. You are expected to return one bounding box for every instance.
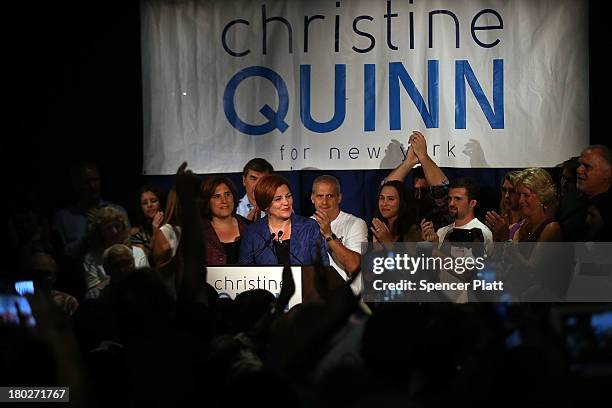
[236,158,274,221]
[422,177,493,253]
[421,177,493,302]
[311,175,368,294]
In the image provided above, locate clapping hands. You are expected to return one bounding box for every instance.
[371,218,395,243]
[420,219,438,243]
[485,210,510,242]
[313,210,332,237]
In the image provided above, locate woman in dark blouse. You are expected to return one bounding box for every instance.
[200,176,248,264]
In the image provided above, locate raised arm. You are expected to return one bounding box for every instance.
[174,162,208,306]
[386,134,420,182]
[409,131,448,186]
[385,131,447,186]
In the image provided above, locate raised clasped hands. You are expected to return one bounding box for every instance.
[408,131,428,162]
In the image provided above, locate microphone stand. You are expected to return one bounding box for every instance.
[238,232,276,264]
[276,230,305,265]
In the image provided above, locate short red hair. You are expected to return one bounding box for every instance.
[254,174,291,210]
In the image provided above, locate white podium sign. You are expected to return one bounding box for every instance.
[206,266,303,308]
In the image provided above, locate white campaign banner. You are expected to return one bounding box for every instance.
[141,0,588,174]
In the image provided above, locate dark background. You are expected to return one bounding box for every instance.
[5,1,608,223]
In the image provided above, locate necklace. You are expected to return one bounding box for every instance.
[269,220,291,238]
[520,218,546,242]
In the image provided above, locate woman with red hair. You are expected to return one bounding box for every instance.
[239,174,329,266]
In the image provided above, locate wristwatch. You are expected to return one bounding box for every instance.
[325,233,337,254]
[325,233,338,242]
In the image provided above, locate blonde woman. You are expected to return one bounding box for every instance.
[83,206,149,299]
[501,168,567,300]
[511,168,561,245]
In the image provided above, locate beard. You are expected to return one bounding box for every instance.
[449,207,468,220]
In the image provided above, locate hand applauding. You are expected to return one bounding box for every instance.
[420,219,439,243]
[313,210,333,237]
[485,210,510,242]
[371,217,394,243]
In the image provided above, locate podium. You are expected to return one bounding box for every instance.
[205,265,346,307]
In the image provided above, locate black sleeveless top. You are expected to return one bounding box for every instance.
[221,239,241,264]
[518,218,555,258]
[273,239,291,265]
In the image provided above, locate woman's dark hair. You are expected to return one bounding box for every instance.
[374,180,419,238]
[135,183,166,236]
[200,176,239,219]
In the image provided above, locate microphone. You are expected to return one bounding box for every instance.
[261,232,278,261]
[277,230,284,243]
[238,232,276,264]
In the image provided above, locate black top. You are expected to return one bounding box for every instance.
[273,239,291,265]
[221,239,241,264]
